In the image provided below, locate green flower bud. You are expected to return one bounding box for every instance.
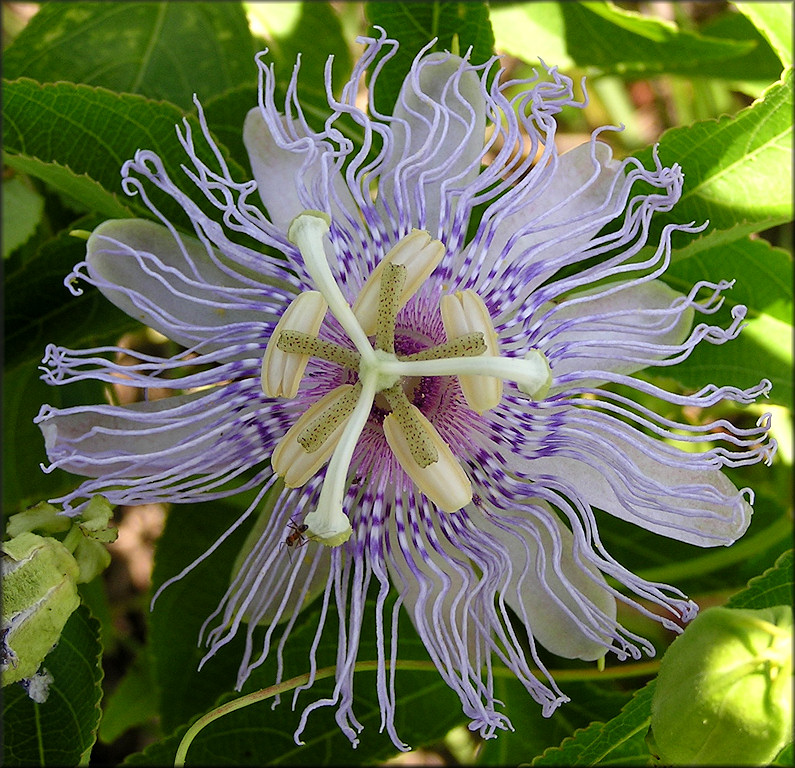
[1,532,80,686]
[650,605,793,766]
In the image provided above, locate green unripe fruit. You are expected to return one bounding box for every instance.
[650,605,793,766]
[1,532,80,686]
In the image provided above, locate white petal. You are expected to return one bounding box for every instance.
[488,141,622,272]
[471,505,616,661]
[39,390,250,477]
[378,53,486,235]
[243,109,358,234]
[87,219,275,348]
[528,428,751,547]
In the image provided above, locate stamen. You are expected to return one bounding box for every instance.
[287,212,374,358]
[261,291,327,398]
[383,406,473,512]
[441,290,503,413]
[353,229,445,335]
[303,375,379,546]
[298,382,362,452]
[381,384,439,467]
[271,384,358,487]
[403,332,486,361]
[376,263,406,353]
[277,331,360,370]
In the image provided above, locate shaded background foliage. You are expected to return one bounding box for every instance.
[2,2,792,765]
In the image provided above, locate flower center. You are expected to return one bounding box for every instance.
[262,211,552,546]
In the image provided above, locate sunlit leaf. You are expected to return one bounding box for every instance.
[534,1,755,78]
[734,1,793,69]
[636,70,793,241]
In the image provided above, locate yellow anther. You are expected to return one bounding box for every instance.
[271,384,358,487]
[402,332,486,362]
[277,331,360,370]
[376,263,406,353]
[298,382,362,452]
[261,291,328,398]
[440,290,503,413]
[383,406,472,512]
[353,230,445,335]
[381,385,439,467]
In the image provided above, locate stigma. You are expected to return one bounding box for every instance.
[261,211,552,546]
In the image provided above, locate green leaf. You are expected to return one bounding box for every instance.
[365,1,495,115]
[3,78,248,227]
[660,233,793,408]
[149,496,258,734]
[5,213,141,374]
[552,1,754,78]
[735,2,793,69]
[668,231,792,322]
[773,742,794,766]
[99,648,158,744]
[699,9,786,95]
[2,361,108,514]
[532,680,656,766]
[478,679,632,765]
[726,549,794,610]
[635,70,793,241]
[2,604,104,766]
[2,2,257,110]
[3,155,135,221]
[201,85,259,176]
[125,665,464,766]
[664,310,792,410]
[2,176,45,259]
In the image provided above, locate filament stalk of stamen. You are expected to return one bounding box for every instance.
[381,351,553,399]
[304,374,378,546]
[277,331,361,370]
[298,382,363,452]
[381,384,439,467]
[403,333,486,362]
[376,263,406,353]
[287,211,375,361]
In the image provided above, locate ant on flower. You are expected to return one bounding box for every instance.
[282,519,312,560]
